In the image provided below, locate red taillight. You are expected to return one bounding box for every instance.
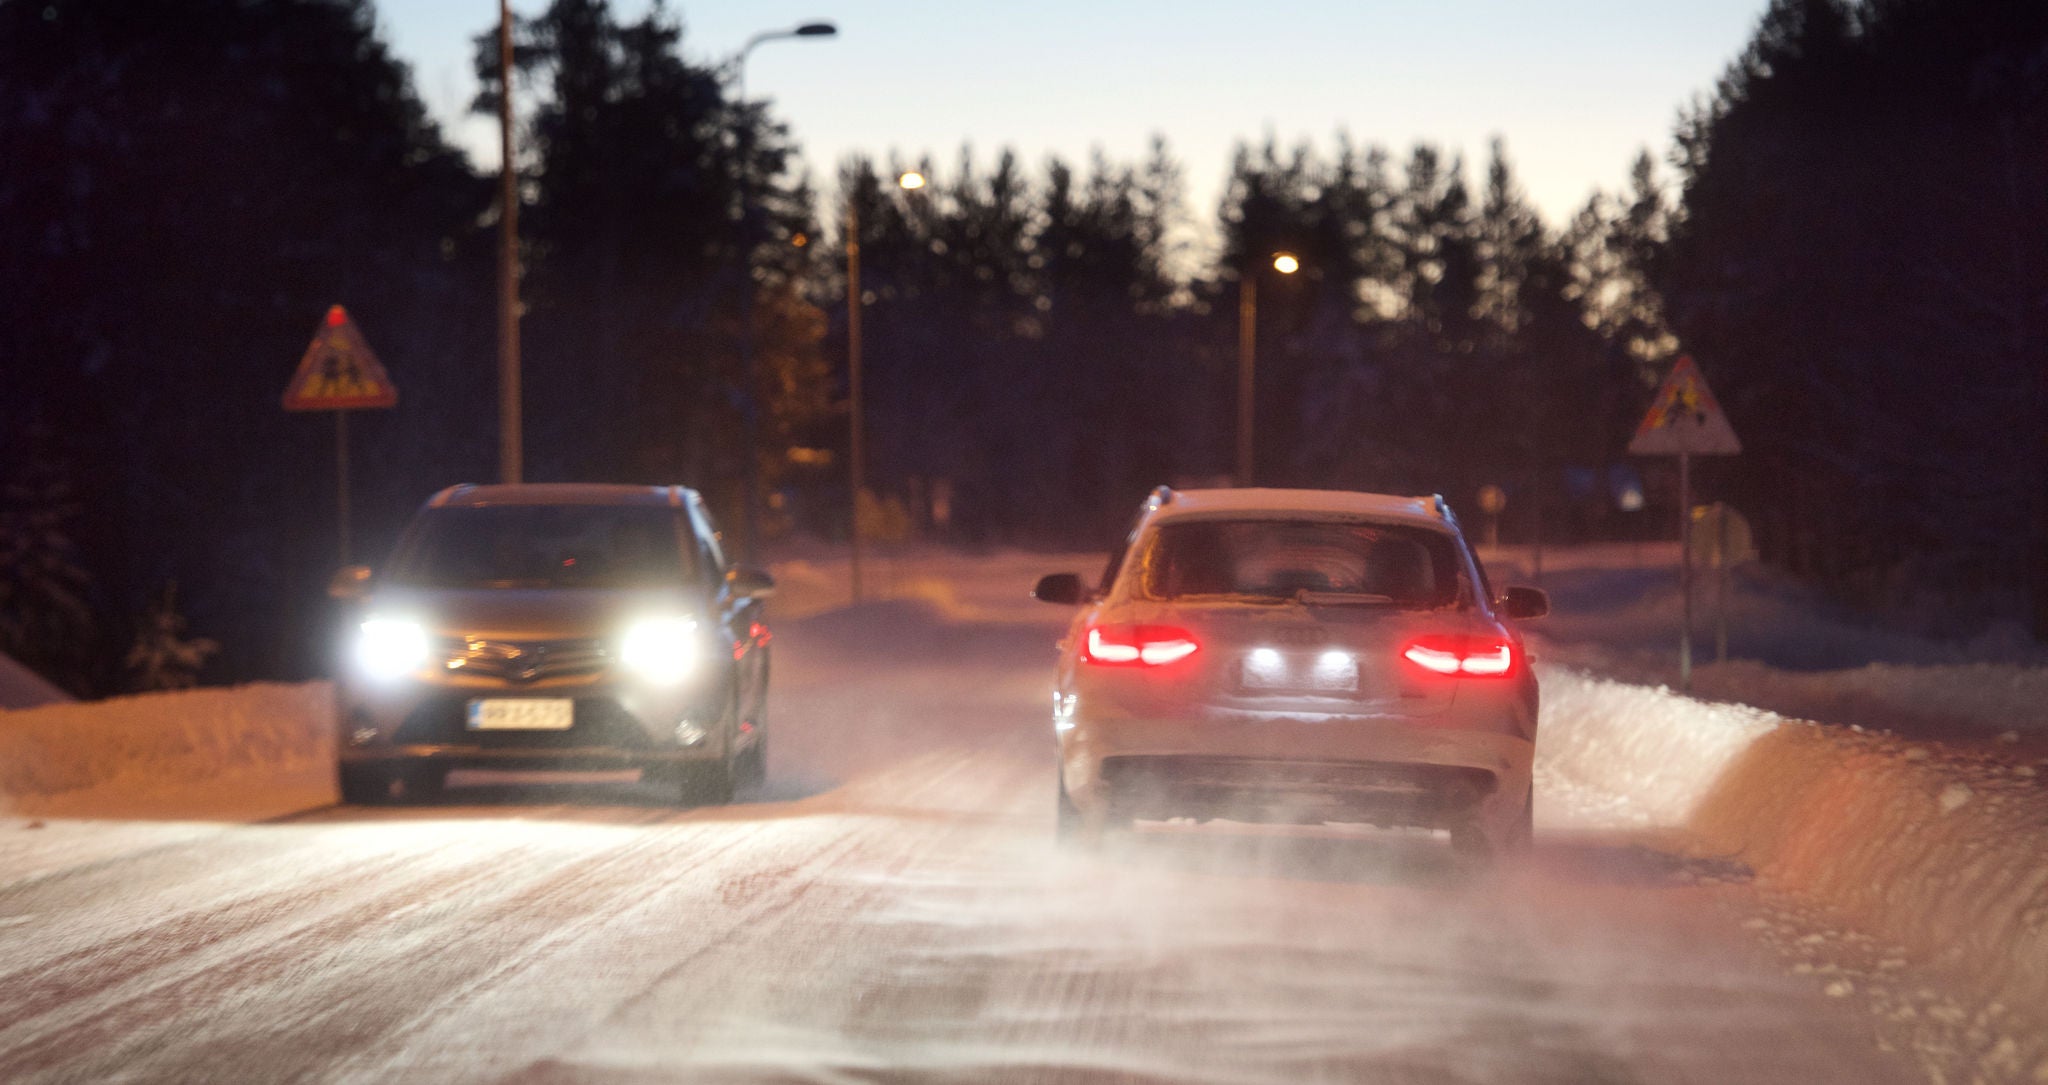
[1082,623,1200,667]
[1402,634,1517,677]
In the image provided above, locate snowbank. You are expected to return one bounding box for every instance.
[0,682,332,811]
[1540,663,2048,1027]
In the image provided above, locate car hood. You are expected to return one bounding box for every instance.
[364,587,705,642]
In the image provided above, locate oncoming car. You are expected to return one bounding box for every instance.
[330,483,773,806]
[1033,486,1548,857]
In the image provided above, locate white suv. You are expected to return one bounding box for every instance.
[1033,487,1547,856]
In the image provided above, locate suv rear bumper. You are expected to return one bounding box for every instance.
[1059,714,1532,831]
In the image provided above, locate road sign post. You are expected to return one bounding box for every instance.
[1627,355,1740,692]
[284,306,398,565]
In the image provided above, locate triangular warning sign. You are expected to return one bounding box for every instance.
[283,305,397,411]
[1628,355,1740,456]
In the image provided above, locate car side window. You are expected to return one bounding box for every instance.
[1097,508,1151,594]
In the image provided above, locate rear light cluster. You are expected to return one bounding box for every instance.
[1402,635,1517,677]
[1082,624,1199,667]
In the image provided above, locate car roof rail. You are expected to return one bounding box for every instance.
[1430,493,1462,529]
[667,485,685,508]
[1146,485,1176,511]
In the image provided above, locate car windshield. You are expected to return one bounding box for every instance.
[1138,519,1459,608]
[385,506,692,590]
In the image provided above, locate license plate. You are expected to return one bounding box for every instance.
[467,698,574,731]
[1241,652,1359,693]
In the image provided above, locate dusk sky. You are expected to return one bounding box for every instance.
[379,1,1768,241]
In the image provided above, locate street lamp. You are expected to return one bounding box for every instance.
[1237,250,1299,486]
[733,20,837,556]
[846,170,926,603]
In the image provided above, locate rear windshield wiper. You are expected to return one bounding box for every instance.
[1293,589,1396,607]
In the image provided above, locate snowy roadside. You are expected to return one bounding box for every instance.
[0,682,334,820]
[1539,663,2048,1049]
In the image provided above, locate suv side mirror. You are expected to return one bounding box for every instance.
[1499,586,1549,620]
[726,566,776,600]
[328,565,373,602]
[1033,573,1088,606]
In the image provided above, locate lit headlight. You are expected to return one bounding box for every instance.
[620,616,699,684]
[355,618,429,679]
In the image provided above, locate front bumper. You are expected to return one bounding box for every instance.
[337,678,732,771]
[1059,713,1533,831]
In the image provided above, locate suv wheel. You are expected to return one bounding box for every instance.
[1450,788,1534,862]
[737,734,767,790]
[662,684,739,807]
[338,764,392,805]
[1055,773,1084,844]
[1055,774,1130,847]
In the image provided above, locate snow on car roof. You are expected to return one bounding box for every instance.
[430,483,691,508]
[1153,487,1449,529]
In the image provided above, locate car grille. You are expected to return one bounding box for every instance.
[438,637,611,682]
[394,695,652,749]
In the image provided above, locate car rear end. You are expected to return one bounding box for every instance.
[1051,490,1537,851]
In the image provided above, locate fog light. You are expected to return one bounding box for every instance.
[350,728,379,747]
[676,721,707,747]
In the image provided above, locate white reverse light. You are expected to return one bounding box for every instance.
[621,616,700,684]
[356,618,430,679]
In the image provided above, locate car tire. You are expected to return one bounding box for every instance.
[1055,772,1084,845]
[399,764,446,803]
[338,764,392,805]
[1503,786,1535,853]
[669,683,739,807]
[737,734,767,790]
[1451,787,1534,862]
[685,762,735,805]
[1055,773,1130,847]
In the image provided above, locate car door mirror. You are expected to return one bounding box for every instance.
[1033,573,1088,606]
[328,565,373,601]
[1499,585,1549,620]
[726,566,776,600]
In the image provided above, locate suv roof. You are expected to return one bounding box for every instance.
[427,483,694,509]
[1150,487,1452,531]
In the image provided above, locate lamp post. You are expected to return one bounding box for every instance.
[496,0,521,484]
[1237,251,1299,487]
[733,21,836,556]
[847,169,927,604]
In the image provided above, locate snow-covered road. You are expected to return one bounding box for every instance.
[0,553,1949,1082]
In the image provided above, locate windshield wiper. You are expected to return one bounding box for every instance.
[1293,589,1396,607]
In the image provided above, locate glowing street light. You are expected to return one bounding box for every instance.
[847,170,927,603]
[1238,251,1301,486]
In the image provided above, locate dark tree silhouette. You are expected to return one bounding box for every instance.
[1662,0,2048,632]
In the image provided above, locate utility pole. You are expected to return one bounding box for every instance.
[496,0,522,484]
[847,198,865,603]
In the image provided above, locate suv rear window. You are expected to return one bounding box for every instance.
[1137,519,1460,608]
[387,506,693,590]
